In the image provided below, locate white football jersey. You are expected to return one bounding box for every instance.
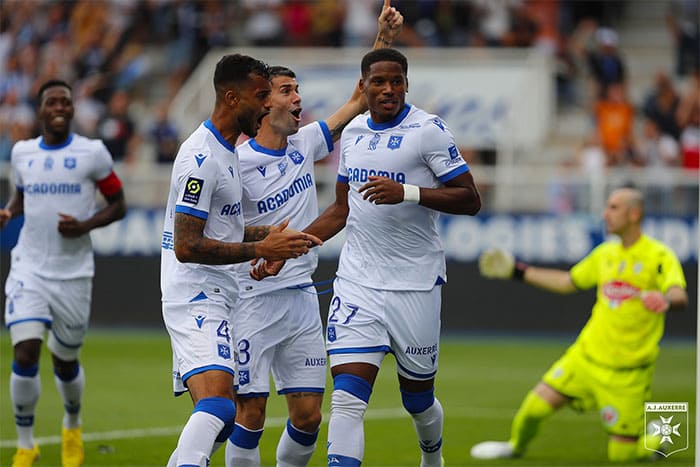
[161,120,245,303]
[336,104,470,291]
[9,133,114,279]
[236,121,333,298]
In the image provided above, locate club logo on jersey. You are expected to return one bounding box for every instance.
[601,405,619,427]
[645,402,689,457]
[228,166,235,178]
[602,280,640,308]
[288,150,304,165]
[195,153,207,167]
[217,343,232,360]
[44,156,54,171]
[64,157,76,169]
[238,370,250,385]
[182,177,204,204]
[432,118,446,131]
[368,133,381,151]
[257,166,266,176]
[278,160,288,176]
[387,135,403,150]
[327,326,337,342]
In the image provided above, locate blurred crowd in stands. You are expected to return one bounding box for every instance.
[0,0,698,198]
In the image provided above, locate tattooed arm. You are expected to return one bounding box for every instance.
[174,214,322,265]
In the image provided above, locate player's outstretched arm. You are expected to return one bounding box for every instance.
[479,248,577,294]
[641,286,688,313]
[0,188,23,229]
[324,0,404,142]
[174,215,320,265]
[58,189,127,238]
[304,180,350,242]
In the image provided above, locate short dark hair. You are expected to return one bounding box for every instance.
[269,66,296,80]
[213,54,270,98]
[37,79,72,102]
[361,49,408,77]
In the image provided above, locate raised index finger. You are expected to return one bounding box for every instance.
[383,0,391,10]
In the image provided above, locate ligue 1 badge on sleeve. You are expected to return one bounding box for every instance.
[644,402,689,457]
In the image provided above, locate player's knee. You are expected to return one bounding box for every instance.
[52,358,80,382]
[236,396,267,428]
[289,407,322,433]
[331,374,372,419]
[13,339,42,368]
[194,397,236,425]
[400,387,435,414]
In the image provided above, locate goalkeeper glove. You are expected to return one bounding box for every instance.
[479,248,527,281]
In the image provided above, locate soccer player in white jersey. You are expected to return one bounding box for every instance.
[304,48,481,466]
[161,54,322,467]
[0,79,127,467]
[225,3,403,466]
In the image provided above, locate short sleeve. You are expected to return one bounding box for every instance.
[173,151,218,220]
[657,247,687,292]
[90,140,115,181]
[569,246,601,290]
[419,117,469,183]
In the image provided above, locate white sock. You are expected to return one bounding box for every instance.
[276,420,318,466]
[225,424,263,467]
[411,398,444,467]
[175,411,224,466]
[327,389,368,464]
[11,367,41,449]
[54,365,84,429]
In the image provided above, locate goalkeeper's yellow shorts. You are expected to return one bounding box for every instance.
[542,343,654,437]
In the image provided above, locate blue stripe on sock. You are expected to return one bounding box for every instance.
[420,437,443,453]
[333,374,372,403]
[15,415,34,427]
[54,363,80,381]
[400,388,435,414]
[328,454,362,466]
[12,361,38,377]
[215,421,235,442]
[229,424,264,449]
[286,419,318,446]
[192,397,236,424]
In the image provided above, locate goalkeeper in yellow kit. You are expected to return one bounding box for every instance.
[470,187,688,462]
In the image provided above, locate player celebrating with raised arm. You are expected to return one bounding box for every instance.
[471,187,688,462]
[225,3,403,467]
[1,79,127,467]
[303,48,481,467]
[160,54,321,467]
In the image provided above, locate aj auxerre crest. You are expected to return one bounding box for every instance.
[644,402,688,457]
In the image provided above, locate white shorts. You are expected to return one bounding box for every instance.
[4,269,92,360]
[162,300,236,395]
[234,287,326,396]
[326,277,441,381]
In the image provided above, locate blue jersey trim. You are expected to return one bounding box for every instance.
[6,317,51,329]
[237,391,271,398]
[204,119,236,153]
[175,204,208,220]
[367,104,411,131]
[337,174,349,183]
[438,165,469,183]
[50,330,82,349]
[277,387,324,395]
[249,138,286,157]
[318,120,334,153]
[396,360,437,379]
[327,345,391,355]
[39,133,73,150]
[181,365,235,384]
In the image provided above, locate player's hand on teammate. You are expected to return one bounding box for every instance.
[479,248,516,279]
[379,0,404,41]
[58,213,88,237]
[640,290,671,314]
[249,258,285,281]
[258,219,322,261]
[359,175,404,204]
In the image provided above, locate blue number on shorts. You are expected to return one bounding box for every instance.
[342,304,358,324]
[328,296,341,323]
[328,296,358,325]
[238,339,250,365]
[217,320,231,343]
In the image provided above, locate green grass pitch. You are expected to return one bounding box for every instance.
[0,330,695,466]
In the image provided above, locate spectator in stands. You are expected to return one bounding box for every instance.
[666,0,700,77]
[642,71,681,140]
[587,27,626,100]
[679,101,700,171]
[96,89,139,166]
[148,101,179,164]
[593,82,635,166]
[634,117,681,212]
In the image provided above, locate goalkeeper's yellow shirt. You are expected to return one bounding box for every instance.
[569,234,686,369]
